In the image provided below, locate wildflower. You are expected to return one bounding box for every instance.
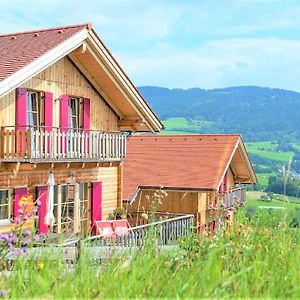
[0,234,8,241]
[17,208,24,215]
[0,289,6,298]
[12,248,20,256]
[23,214,29,221]
[15,217,21,224]
[19,196,28,206]
[33,206,39,214]
[141,213,149,220]
[36,200,42,207]
[34,235,40,242]
[23,229,31,237]
[21,246,27,254]
[37,261,45,271]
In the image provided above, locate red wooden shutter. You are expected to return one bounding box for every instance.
[83,97,90,154]
[224,173,229,192]
[14,187,27,221]
[219,179,224,193]
[44,92,53,131]
[60,95,69,154]
[83,97,90,132]
[60,95,69,132]
[37,186,48,234]
[16,88,27,154]
[91,182,102,231]
[16,87,27,130]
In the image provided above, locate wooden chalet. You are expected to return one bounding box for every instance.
[123,135,256,233]
[0,24,162,235]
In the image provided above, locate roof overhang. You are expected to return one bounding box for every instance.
[0,27,163,132]
[216,137,257,190]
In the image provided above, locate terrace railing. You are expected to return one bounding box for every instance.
[223,187,246,208]
[84,214,194,248]
[0,126,127,163]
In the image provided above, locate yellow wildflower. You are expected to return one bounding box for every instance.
[37,261,45,271]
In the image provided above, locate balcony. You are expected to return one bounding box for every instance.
[223,187,246,208]
[0,126,127,163]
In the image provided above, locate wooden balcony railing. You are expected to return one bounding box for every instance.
[223,187,246,208]
[0,126,127,163]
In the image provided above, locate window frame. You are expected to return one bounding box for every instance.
[0,189,12,226]
[68,97,83,130]
[27,90,42,127]
[52,183,90,234]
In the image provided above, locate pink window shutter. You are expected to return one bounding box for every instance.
[44,92,53,154]
[60,95,69,132]
[37,186,48,234]
[219,179,224,194]
[83,97,90,132]
[83,97,90,154]
[44,92,53,131]
[14,187,27,221]
[60,95,69,154]
[16,87,27,130]
[224,173,229,192]
[16,87,27,154]
[91,182,102,232]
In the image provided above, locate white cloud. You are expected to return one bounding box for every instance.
[117,38,300,91]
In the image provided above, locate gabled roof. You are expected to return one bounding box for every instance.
[123,134,256,202]
[0,24,163,132]
[0,24,89,81]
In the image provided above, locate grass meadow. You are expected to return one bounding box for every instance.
[0,205,299,299]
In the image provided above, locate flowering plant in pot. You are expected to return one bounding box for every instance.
[112,208,127,220]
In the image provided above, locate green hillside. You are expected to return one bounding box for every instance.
[139,86,300,142]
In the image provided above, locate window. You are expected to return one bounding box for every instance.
[0,190,10,226]
[61,185,75,233]
[68,97,81,129]
[27,91,41,127]
[51,183,90,234]
[78,183,90,234]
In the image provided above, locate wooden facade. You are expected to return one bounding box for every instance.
[0,24,162,236]
[1,57,118,131]
[0,55,125,234]
[125,168,247,232]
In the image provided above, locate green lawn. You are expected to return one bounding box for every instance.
[246,141,294,162]
[161,117,213,134]
[246,191,300,208]
[256,172,275,187]
[245,198,299,210]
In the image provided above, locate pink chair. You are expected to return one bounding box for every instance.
[95,221,114,238]
[112,220,131,237]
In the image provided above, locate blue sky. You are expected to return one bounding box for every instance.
[1,0,300,91]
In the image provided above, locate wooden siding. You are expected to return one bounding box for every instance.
[0,165,118,233]
[127,189,199,214]
[0,57,118,131]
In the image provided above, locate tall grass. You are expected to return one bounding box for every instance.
[1,212,299,299]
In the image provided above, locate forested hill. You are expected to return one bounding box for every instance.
[138,86,300,142]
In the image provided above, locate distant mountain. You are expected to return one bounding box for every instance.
[138,86,300,141]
